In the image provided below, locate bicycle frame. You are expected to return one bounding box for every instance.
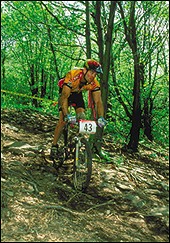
[52,104,97,191]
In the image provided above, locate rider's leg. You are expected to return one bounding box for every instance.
[52,107,85,146]
[76,107,86,120]
[52,111,65,146]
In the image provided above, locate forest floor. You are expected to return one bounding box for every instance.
[1,108,169,242]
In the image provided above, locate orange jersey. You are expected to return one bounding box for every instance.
[63,69,100,93]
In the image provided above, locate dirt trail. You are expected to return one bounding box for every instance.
[1,109,169,242]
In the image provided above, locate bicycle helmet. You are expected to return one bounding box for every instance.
[84,59,103,74]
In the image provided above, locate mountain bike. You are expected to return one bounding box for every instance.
[52,117,97,192]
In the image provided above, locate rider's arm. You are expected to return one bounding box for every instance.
[92,90,104,118]
[60,85,71,117]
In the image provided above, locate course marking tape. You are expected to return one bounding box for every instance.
[1,89,58,104]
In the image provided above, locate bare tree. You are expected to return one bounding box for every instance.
[118,1,142,152]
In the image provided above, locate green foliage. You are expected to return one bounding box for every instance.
[1,92,59,116]
[115,156,124,167]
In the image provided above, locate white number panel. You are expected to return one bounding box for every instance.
[79,120,96,134]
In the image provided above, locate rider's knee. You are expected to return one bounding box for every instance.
[76,112,86,120]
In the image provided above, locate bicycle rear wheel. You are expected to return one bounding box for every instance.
[73,137,92,192]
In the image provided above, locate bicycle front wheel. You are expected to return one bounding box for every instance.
[73,137,92,192]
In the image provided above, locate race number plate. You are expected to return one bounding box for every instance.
[79,120,96,134]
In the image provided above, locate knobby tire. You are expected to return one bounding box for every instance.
[73,137,92,192]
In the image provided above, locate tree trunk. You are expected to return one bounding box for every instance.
[143,98,153,141]
[91,1,117,155]
[30,64,38,107]
[127,52,141,151]
[40,68,47,98]
[119,2,142,152]
[85,1,91,59]
[2,54,6,80]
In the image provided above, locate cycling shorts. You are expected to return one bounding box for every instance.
[59,92,85,111]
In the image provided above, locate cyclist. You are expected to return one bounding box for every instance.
[50,59,107,159]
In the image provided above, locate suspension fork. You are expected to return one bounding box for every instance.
[74,136,81,166]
